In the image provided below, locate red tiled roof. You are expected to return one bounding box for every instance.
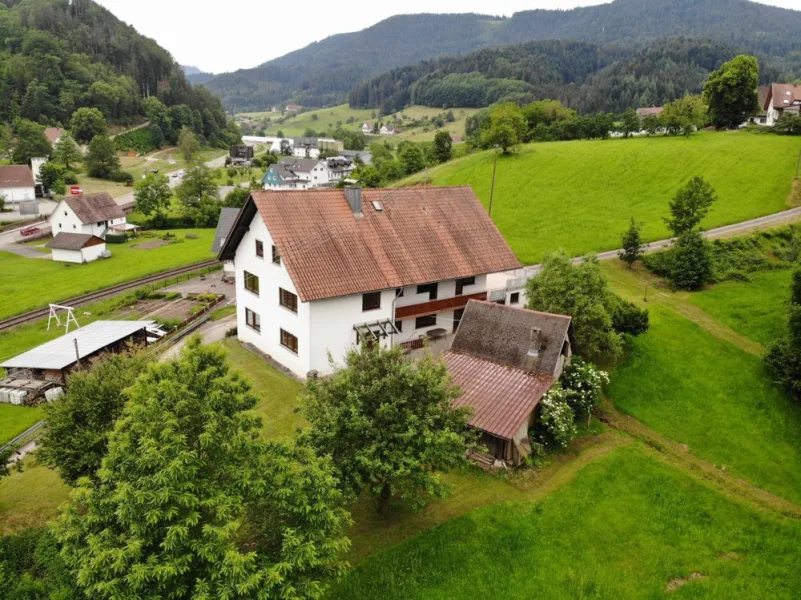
[636,106,663,117]
[771,83,801,109]
[242,187,521,302]
[44,127,63,144]
[445,351,554,440]
[0,165,35,188]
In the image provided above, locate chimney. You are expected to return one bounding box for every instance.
[344,185,363,216]
[523,328,542,371]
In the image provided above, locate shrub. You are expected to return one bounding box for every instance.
[105,233,126,244]
[109,170,134,185]
[611,298,650,336]
[559,357,609,423]
[537,386,577,449]
[225,326,238,337]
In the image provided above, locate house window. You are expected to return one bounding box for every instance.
[272,245,281,265]
[396,288,404,297]
[245,308,261,333]
[244,271,260,296]
[510,292,520,305]
[417,283,438,300]
[415,314,437,329]
[455,276,476,296]
[96,221,103,226]
[279,288,298,313]
[256,240,264,257]
[72,224,76,229]
[58,223,62,228]
[362,291,381,311]
[63,211,67,216]
[395,320,403,333]
[453,308,464,333]
[280,329,298,353]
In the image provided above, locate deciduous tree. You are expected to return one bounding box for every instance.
[178,126,200,161]
[669,230,713,290]
[664,176,717,236]
[481,102,527,153]
[69,107,107,144]
[84,134,120,179]
[703,55,760,129]
[432,130,453,163]
[134,172,172,220]
[11,118,52,165]
[176,163,218,209]
[300,344,473,511]
[398,142,426,175]
[51,134,81,169]
[619,218,644,267]
[55,340,350,600]
[619,108,641,137]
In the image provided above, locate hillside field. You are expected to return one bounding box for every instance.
[398,131,801,263]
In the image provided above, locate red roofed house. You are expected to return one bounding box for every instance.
[218,186,522,379]
[44,127,64,145]
[745,84,801,126]
[444,300,573,467]
[0,164,36,204]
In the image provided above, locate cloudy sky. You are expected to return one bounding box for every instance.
[95,0,800,74]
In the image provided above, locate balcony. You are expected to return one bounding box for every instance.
[398,331,454,359]
[394,291,487,320]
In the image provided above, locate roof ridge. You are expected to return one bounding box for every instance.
[469,299,572,321]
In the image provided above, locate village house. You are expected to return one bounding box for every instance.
[49,192,129,239]
[262,156,354,190]
[379,124,399,136]
[635,106,663,119]
[292,137,320,158]
[218,186,521,379]
[361,122,373,134]
[759,83,800,126]
[285,104,303,113]
[0,164,36,205]
[44,127,64,146]
[444,300,573,467]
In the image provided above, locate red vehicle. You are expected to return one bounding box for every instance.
[69,186,82,196]
[20,226,40,237]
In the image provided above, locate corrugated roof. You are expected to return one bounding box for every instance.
[0,320,153,371]
[46,232,104,251]
[212,207,241,254]
[445,351,554,440]
[223,187,521,301]
[64,193,126,224]
[0,165,35,188]
[451,300,571,377]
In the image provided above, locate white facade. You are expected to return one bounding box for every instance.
[51,243,106,264]
[0,185,35,203]
[232,211,502,378]
[49,201,126,239]
[379,125,395,136]
[31,157,48,184]
[262,159,354,191]
[361,123,372,134]
[292,146,320,159]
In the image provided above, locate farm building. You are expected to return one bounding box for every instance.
[0,320,154,386]
[0,164,36,205]
[46,232,107,263]
[444,300,573,467]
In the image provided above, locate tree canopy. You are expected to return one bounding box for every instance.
[703,55,760,129]
[664,176,718,235]
[134,172,172,219]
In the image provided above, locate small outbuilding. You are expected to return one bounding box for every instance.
[0,164,36,205]
[0,320,154,385]
[444,300,573,467]
[47,232,107,263]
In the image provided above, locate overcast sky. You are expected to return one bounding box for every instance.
[95,0,801,74]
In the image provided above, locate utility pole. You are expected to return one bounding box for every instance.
[488,145,499,218]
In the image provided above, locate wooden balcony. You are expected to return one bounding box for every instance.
[394,291,487,320]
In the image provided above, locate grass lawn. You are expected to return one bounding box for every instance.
[242,104,375,136]
[330,445,801,599]
[604,262,801,504]
[222,339,306,441]
[120,147,225,181]
[0,458,70,536]
[0,229,215,321]
[74,175,131,199]
[390,106,478,143]
[397,131,801,263]
[689,269,791,345]
[0,404,43,445]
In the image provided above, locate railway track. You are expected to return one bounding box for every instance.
[0,259,219,332]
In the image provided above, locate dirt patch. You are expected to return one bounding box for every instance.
[132,240,167,250]
[113,297,203,322]
[788,178,801,208]
[666,573,706,592]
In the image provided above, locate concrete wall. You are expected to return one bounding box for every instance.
[1,185,35,203]
[51,248,83,263]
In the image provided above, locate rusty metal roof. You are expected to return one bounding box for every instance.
[227,187,521,302]
[445,351,554,440]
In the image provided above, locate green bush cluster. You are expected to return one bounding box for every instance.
[105,233,127,244]
[0,528,78,598]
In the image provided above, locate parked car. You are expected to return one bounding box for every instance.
[20,226,40,237]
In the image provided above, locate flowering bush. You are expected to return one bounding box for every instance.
[560,357,609,421]
[538,387,577,449]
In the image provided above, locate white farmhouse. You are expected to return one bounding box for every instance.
[218,186,522,379]
[291,137,320,158]
[262,157,354,190]
[0,165,36,204]
[46,232,106,264]
[379,125,398,136]
[361,122,373,134]
[50,192,127,239]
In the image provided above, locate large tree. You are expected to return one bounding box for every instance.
[12,118,52,165]
[178,126,201,161]
[176,163,219,209]
[55,340,350,600]
[300,344,473,510]
[481,102,527,153]
[134,172,172,220]
[51,133,82,169]
[432,130,453,163]
[703,55,760,129]
[526,251,648,361]
[84,134,120,179]
[664,176,718,236]
[70,107,108,144]
[660,95,707,136]
[398,142,426,175]
[38,352,150,485]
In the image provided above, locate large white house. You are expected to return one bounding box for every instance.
[49,192,128,239]
[218,186,522,379]
[0,165,36,204]
[262,157,354,190]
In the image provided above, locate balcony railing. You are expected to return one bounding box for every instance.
[395,291,487,320]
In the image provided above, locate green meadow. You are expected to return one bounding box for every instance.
[398,131,801,263]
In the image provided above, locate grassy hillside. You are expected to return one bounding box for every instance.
[330,446,801,599]
[398,131,801,263]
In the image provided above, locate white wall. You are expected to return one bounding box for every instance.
[49,201,125,238]
[51,248,82,263]
[81,243,106,263]
[1,186,35,203]
[234,214,312,377]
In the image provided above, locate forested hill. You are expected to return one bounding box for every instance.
[205,0,801,112]
[349,37,790,115]
[0,0,228,134]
